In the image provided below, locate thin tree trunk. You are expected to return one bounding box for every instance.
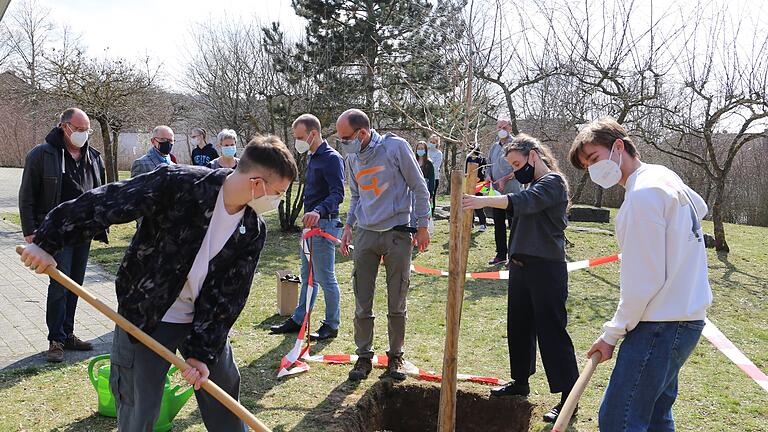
[97,120,117,183]
[111,130,120,181]
[711,178,730,252]
[594,188,604,208]
[572,171,589,203]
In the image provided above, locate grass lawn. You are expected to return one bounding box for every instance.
[0,187,766,431]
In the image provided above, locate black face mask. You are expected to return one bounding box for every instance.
[514,158,535,184]
[157,140,173,155]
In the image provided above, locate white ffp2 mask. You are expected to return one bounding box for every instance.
[588,145,622,189]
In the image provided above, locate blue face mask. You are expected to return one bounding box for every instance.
[416,149,426,156]
[338,130,362,154]
[427,142,436,149]
[221,145,237,157]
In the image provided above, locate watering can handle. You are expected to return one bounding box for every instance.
[87,354,111,389]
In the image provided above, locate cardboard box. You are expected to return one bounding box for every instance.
[276,270,299,316]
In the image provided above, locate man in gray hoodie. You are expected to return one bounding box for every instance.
[338,109,431,382]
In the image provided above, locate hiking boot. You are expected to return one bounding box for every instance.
[47,341,64,363]
[348,357,373,381]
[383,354,407,381]
[64,334,93,351]
[543,402,578,423]
[490,380,530,397]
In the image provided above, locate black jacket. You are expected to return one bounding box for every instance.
[192,143,219,167]
[19,127,107,241]
[33,165,267,364]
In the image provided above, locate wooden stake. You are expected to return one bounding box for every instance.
[437,163,478,432]
[16,245,272,432]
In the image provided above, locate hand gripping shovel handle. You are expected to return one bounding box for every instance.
[16,245,271,432]
[552,351,602,432]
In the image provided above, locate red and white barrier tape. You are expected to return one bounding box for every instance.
[279,236,767,393]
[410,253,622,280]
[277,228,327,378]
[703,318,768,392]
[304,353,505,386]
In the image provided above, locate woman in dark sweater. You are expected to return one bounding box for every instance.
[415,141,436,201]
[462,134,579,424]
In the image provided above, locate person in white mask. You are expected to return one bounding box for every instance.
[486,118,521,265]
[19,135,297,431]
[569,117,712,432]
[18,107,107,362]
[271,114,345,341]
[207,129,240,169]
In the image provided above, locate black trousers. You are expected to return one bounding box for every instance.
[432,179,439,215]
[474,192,487,225]
[507,257,579,394]
[492,208,513,259]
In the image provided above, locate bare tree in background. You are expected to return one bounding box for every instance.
[635,6,768,252]
[474,0,563,137]
[547,0,679,205]
[42,33,159,182]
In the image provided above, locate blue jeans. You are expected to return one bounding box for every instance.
[46,242,91,343]
[291,218,342,329]
[599,320,705,432]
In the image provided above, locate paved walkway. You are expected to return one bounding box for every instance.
[0,167,22,213]
[0,219,117,369]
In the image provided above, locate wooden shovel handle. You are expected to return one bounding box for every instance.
[16,245,271,432]
[552,351,602,432]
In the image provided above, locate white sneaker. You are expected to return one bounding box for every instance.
[478,224,487,232]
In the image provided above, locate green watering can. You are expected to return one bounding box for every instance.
[87,354,195,432]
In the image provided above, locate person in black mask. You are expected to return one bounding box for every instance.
[131,125,175,178]
[18,107,107,362]
[462,133,579,424]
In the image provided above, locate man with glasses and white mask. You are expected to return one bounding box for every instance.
[19,107,107,362]
[486,118,521,266]
[131,125,176,177]
[271,114,345,341]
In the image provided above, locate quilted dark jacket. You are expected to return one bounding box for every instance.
[33,164,266,364]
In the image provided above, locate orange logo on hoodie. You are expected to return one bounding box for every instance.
[356,166,389,197]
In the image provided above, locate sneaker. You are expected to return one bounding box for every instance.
[489,381,530,397]
[270,318,301,334]
[382,354,407,381]
[543,402,578,423]
[488,256,507,266]
[348,357,373,381]
[47,341,64,363]
[64,334,93,351]
[478,224,486,232]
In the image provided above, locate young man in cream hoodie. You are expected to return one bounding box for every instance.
[569,118,712,432]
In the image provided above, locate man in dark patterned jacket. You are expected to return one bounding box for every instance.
[20,135,297,432]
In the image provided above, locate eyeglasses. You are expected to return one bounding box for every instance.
[250,177,287,197]
[66,122,93,135]
[154,138,174,144]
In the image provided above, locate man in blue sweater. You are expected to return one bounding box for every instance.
[338,109,431,381]
[271,114,345,340]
